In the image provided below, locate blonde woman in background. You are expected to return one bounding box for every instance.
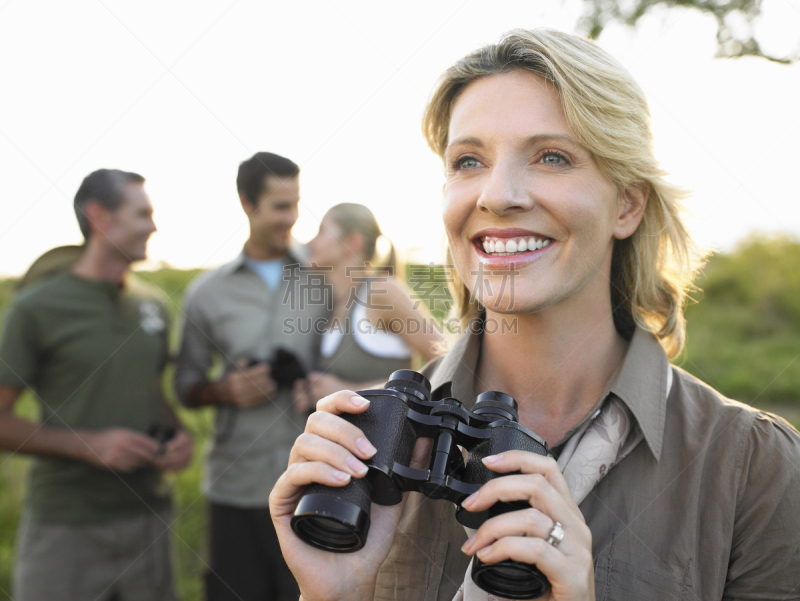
[304,203,444,402]
[271,30,800,600]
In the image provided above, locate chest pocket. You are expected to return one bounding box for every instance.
[595,541,695,601]
[375,533,449,601]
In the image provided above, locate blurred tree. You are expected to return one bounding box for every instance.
[579,0,798,63]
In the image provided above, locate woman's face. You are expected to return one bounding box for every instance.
[443,70,640,315]
[308,213,349,268]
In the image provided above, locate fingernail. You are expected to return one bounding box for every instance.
[461,535,475,552]
[346,456,368,476]
[463,492,479,507]
[332,469,351,483]
[356,437,377,458]
[351,395,369,408]
[482,454,501,465]
[477,544,492,559]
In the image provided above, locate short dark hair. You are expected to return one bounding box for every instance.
[74,169,145,239]
[236,152,299,205]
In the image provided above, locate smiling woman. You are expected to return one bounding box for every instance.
[269,29,800,601]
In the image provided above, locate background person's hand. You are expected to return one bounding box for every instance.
[460,451,595,601]
[79,428,161,472]
[222,359,277,408]
[292,378,314,414]
[153,428,193,471]
[269,389,433,601]
[306,372,351,405]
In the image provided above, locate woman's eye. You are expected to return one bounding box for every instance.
[456,157,481,170]
[541,152,565,165]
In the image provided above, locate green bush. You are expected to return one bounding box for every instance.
[680,234,800,405]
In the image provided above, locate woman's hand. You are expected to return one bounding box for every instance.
[269,389,432,601]
[460,451,595,601]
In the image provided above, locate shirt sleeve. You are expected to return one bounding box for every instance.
[0,299,41,390]
[173,289,213,404]
[724,411,800,600]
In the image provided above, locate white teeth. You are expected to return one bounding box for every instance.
[479,236,552,256]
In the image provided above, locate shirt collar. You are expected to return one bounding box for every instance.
[428,320,670,462]
[219,240,308,276]
[607,326,670,462]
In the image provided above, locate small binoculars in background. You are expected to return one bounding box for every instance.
[248,347,307,389]
[290,369,551,600]
[146,424,176,455]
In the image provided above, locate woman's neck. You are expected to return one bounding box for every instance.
[327,263,363,318]
[476,306,629,446]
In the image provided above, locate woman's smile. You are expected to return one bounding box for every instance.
[471,227,555,270]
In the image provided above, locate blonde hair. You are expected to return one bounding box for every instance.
[326,203,397,275]
[422,28,705,358]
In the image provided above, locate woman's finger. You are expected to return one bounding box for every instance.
[304,409,377,461]
[475,535,595,597]
[289,432,370,479]
[316,389,369,415]
[480,451,582,518]
[269,461,353,519]
[462,473,589,548]
[461,507,555,556]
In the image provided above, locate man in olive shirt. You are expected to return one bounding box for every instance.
[0,169,193,601]
[175,152,328,601]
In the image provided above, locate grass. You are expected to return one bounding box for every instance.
[1,237,799,599]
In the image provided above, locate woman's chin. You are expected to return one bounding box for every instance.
[479,291,566,318]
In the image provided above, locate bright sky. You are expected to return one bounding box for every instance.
[1,0,798,277]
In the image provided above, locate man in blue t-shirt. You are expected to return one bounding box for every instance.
[175,152,328,601]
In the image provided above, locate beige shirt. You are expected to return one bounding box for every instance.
[375,325,800,600]
[174,247,329,507]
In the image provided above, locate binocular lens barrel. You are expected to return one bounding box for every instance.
[472,558,550,599]
[291,486,371,552]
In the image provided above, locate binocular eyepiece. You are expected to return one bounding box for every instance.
[290,370,552,600]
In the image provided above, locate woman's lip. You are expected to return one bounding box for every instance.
[471,228,550,242]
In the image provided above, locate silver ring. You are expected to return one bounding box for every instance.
[546,521,564,547]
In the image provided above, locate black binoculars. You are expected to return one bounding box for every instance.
[291,369,551,599]
[146,424,176,455]
[247,347,307,389]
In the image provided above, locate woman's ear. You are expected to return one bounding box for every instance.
[613,183,649,240]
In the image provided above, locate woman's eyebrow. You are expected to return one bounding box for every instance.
[523,133,581,148]
[447,136,484,151]
[447,133,583,152]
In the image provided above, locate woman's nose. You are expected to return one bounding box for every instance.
[476,162,535,215]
